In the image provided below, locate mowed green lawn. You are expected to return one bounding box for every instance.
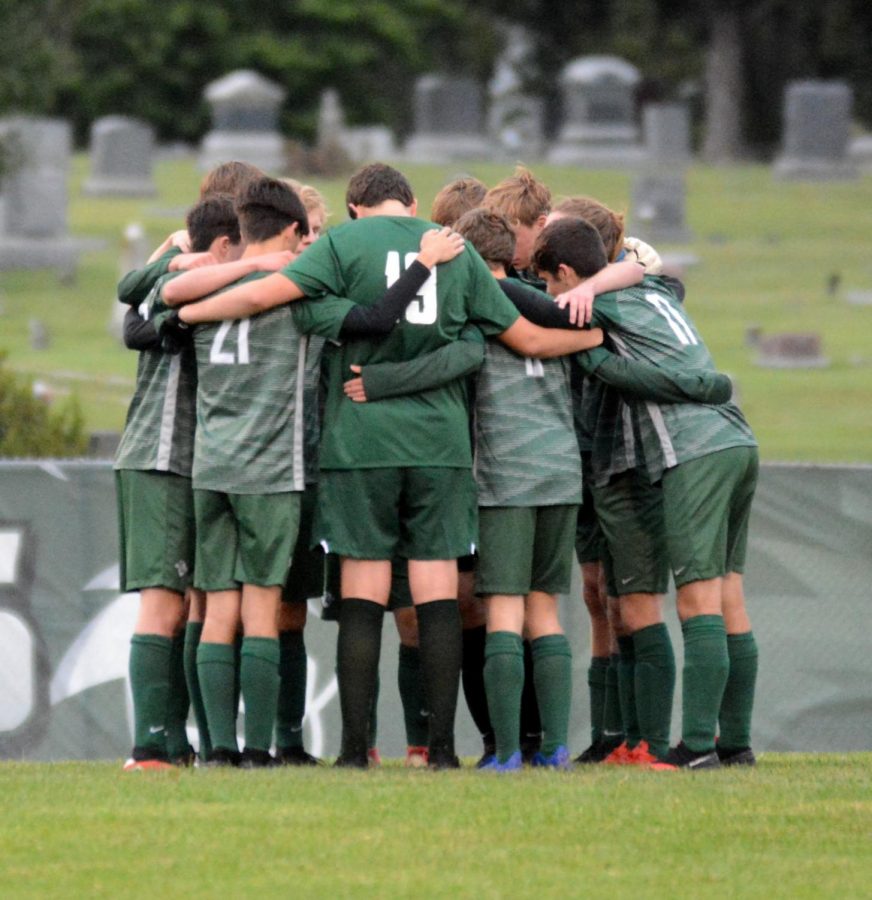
[2,156,871,462]
[1,754,870,897]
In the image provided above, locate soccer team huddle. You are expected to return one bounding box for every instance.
[115,159,759,773]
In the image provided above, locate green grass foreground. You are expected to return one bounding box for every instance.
[2,157,872,462]
[1,754,870,897]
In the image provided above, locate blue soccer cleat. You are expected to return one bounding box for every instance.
[531,745,572,770]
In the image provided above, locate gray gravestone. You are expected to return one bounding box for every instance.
[403,75,491,162]
[83,116,156,197]
[487,26,544,159]
[0,117,101,278]
[643,102,692,166]
[199,70,287,172]
[316,88,396,163]
[548,56,645,167]
[848,133,872,174]
[774,81,857,180]
[756,332,829,369]
[630,171,693,244]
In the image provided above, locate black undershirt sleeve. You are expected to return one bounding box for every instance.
[123,307,161,351]
[339,260,431,336]
[497,278,574,329]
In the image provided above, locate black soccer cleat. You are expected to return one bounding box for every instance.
[664,741,721,770]
[239,747,277,769]
[716,745,757,767]
[573,739,619,765]
[428,752,461,771]
[334,752,369,769]
[276,746,322,766]
[206,747,241,768]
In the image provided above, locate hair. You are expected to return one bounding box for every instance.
[483,165,551,227]
[185,194,241,253]
[345,163,414,216]
[454,208,515,270]
[430,176,488,227]
[234,176,309,244]
[199,161,266,200]
[553,196,625,262]
[533,218,609,280]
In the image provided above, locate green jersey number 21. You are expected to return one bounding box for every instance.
[210,319,250,364]
[385,251,437,325]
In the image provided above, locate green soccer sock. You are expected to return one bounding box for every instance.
[531,634,573,755]
[602,653,624,744]
[719,631,759,750]
[276,630,307,749]
[484,631,525,764]
[617,636,641,747]
[233,632,243,725]
[183,622,211,760]
[337,599,384,760]
[520,640,542,748]
[240,637,280,753]
[681,615,729,753]
[417,600,462,760]
[197,641,239,753]
[164,631,190,759]
[633,623,676,759]
[129,634,172,755]
[587,656,609,745]
[398,643,429,747]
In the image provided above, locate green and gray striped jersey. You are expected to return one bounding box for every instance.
[474,338,582,507]
[114,273,196,476]
[192,272,307,494]
[117,247,182,307]
[590,275,757,483]
[301,334,326,485]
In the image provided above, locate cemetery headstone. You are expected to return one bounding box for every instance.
[630,171,693,245]
[643,102,691,166]
[773,80,857,180]
[403,75,491,163]
[548,56,645,167]
[199,70,287,172]
[83,116,157,197]
[755,332,829,369]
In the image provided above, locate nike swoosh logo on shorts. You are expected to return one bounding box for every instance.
[149,725,165,734]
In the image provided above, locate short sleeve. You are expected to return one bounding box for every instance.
[282,234,345,299]
[292,296,356,340]
[464,251,520,336]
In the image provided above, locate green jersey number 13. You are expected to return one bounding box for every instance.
[385,251,437,325]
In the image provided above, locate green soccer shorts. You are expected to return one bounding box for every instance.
[575,485,605,565]
[283,485,325,604]
[591,470,670,597]
[115,469,195,594]
[476,504,578,597]
[315,467,478,561]
[194,489,301,590]
[661,445,759,587]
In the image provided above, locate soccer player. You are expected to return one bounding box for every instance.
[431,176,488,227]
[115,194,245,770]
[534,218,760,769]
[159,163,614,768]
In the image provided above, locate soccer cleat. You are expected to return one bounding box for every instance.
[335,752,369,769]
[123,758,174,772]
[428,751,461,770]
[531,745,572,770]
[480,750,523,772]
[717,746,757,767]
[663,741,721,770]
[573,739,619,765]
[170,745,197,767]
[603,741,633,765]
[624,740,675,770]
[206,747,242,768]
[239,748,277,769]
[276,746,322,766]
[367,747,382,768]
[405,746,429,768]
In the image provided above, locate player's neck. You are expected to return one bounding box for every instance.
[241,237,286,258]
[489,264,508,279]
[355,200,413,218]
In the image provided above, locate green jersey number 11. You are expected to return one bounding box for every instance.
[385,251,437,325]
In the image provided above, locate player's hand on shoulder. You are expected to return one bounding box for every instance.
[343,365,368,403]
[555,282,595,326]
[169,229,192,252]
[418,227,465,268]
[253,250,297,271]
[170,251,219,272]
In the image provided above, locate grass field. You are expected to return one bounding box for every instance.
[2,156,871,462]
[2,754,870,897]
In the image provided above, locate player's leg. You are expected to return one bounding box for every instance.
[389,561,430,766]
[183,588,211,762]
[524,504,577,769]
[717,447,759,766]
[234,491,300,767]
[164,591,193,765]
[117,469,191,770]
[405,467,476,769]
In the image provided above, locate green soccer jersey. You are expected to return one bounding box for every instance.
[117,248,182,307]
[474,337,582,507]
[192,272,308,494]
[590,275,757,483]
[282,216,520,470]
[114,273,197,476]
